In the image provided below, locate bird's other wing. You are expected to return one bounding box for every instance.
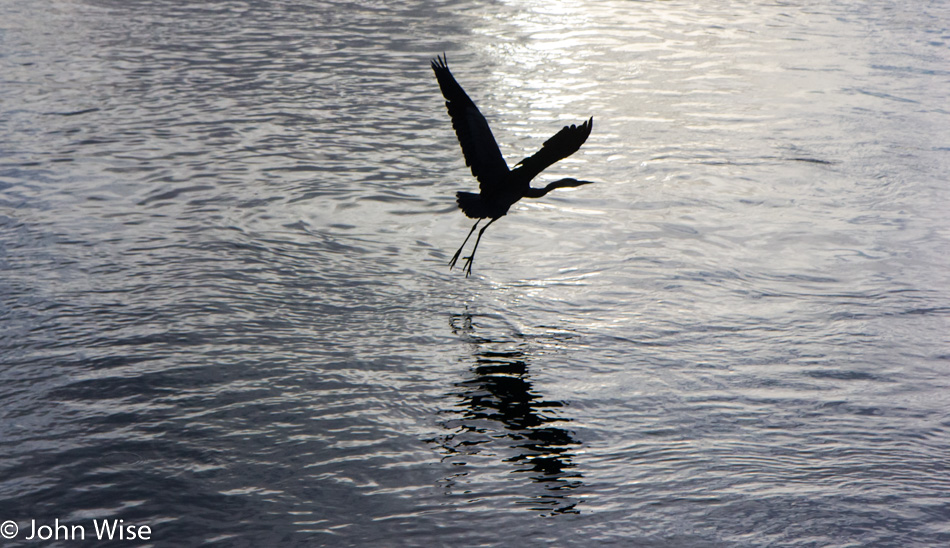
[431,55,509,192]
[511,117,593,183]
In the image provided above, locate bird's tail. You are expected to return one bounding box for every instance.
[456,191,489,219]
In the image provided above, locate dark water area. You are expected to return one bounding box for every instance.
[2,0,949,546]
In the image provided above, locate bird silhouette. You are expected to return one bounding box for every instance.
[431,54,595,277]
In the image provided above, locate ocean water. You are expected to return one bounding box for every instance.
[1,0,949,546]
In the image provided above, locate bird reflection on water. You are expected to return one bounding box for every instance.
[429,312,583,515]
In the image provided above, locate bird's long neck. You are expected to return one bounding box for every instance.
[524,178,589,198]
[524,185,551,199]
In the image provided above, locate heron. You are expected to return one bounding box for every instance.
[431,54,596,277]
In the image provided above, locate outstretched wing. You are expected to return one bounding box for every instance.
[511,117,593,183]
[431,55,509,192]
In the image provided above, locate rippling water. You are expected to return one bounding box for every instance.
[2,0,949,545]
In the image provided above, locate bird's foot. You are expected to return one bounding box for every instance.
[462,256,474,277]
[448,250,462,269]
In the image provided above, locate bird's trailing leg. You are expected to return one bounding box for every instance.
[449,220,480,270]
[461,217,497,278]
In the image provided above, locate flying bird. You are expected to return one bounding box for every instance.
[431,54,595,277]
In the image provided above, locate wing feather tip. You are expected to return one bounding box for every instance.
[431,53,448,71]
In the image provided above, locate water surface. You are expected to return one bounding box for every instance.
[2,0,949,545]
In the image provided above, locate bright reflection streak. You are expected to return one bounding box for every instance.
[455,0,891,296]
[470,0,600,122]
